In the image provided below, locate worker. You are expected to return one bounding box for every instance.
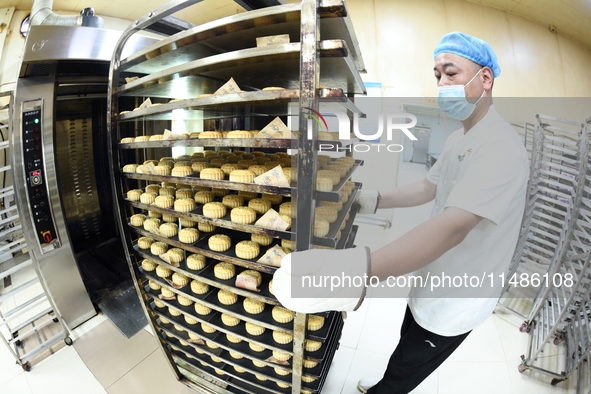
[273,32,529,393]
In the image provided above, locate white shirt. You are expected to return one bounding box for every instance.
[408,105,529,337]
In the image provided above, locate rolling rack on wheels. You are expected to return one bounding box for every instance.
[107,0,366,392]
[575,117,591,394]
[499,115,586,320]
[0,91,72,372]
[516,115,591,387]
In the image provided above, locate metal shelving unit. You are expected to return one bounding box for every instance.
[509,115,591,388]
[0,91,72,372]
[500,115,586,319]
[107,1,365,392]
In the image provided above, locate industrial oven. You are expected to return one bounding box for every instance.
[12,25,156,330]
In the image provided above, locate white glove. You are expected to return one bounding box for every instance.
[272,247,371,314]
[356,189,380,214]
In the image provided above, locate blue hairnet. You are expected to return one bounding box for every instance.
[434,32,501,78]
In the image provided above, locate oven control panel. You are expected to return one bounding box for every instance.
[22,102,58,247]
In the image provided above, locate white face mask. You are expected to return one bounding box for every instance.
[437,68,484,121]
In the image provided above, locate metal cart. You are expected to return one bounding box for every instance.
[516,115,591,387]
[500,115,586,320]
[0,90,72,372]
[107,0,366,392]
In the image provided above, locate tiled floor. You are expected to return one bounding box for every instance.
[0,162,587,393]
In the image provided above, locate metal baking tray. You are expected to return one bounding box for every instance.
[173,348,286,394]
[122,172,293,197]
[198,262,276,303]
[121,159,362,202]
[129,226,278,274]
[115,89,364,123]
[344,225,359,249]
[137,244,279,305]
[166,325,323,392]
[174,356,254,394]
[126,179,360,245]
[203,291,337,343]
[336,204,360,250]
[119,1,364,75]
[127,199,292,240]
[134,243,213,276]
[119,135,362,152]
[304,314,345,393]
[118,40,365,98]
[312,183,361,247]
[171,350,233,385]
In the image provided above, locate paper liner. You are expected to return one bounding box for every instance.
[138,98,152,109]
[255,209,289,231]
[213,77,241,95]
[164,278,186,290]
[257,245,287,268]
[136,162,157,174]
[235,274,260,292]
[254,165,290,187]
[265,356,290,366]
[187,338,206,345]
[255,117,293,139]
[256,34,290,47]
[159,253,180,267]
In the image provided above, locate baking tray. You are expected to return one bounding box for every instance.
[134,244,213,277]
[136,243,280,305]
[312,183,361,247]
[136,244,280,305]
[174,347,286,394]
[168,330,322,393]
[305,313,345,393]
[199,262,276,303]
[128,182,362,249]
[335,204,360,249]
[122,172,293,197]
[147,288,297,355]
[117,40,365,98]
[118,1,364,75]
[129,226,278,274]
[116,89,364,123]
[203,292,337,343]
[169,314,341,394]
[344,225,359,249]
[174,356,254,394]
[126,199,292,240]
[151,303,221,342]
[121,162,359,202]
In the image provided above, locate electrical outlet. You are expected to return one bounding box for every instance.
[423,97,438,106]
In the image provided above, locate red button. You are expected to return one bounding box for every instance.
[42,231,52,243]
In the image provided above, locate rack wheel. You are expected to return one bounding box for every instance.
[553,337,563,345]
[518,363,527,373]
[15,340,22,348]
[519,323,528,332]
[550,378,564,386]
[64,337,73,346]
[22,362,31,372]
[53,317,59,323]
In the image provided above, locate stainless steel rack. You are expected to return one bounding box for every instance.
[0,91,72,372]
[500,115,586,319]
[107,1,366,392]
[508,115,591,389]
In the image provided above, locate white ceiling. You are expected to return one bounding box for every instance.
[2,0,591,50]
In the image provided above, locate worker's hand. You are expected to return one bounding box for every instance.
[272,247,371,313]
[356,189,380,214]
